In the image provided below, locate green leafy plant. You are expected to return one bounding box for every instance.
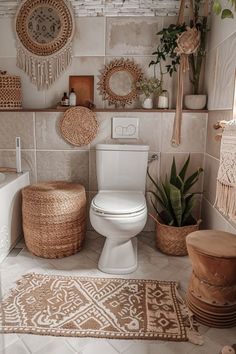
[150,15,208,94]
[149,24,186,77]
[213,0,236,18]
[149,0,236,95]
[148,155,203,227]
[135,77,162,98]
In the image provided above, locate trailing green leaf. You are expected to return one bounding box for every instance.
[213,0,236,18]
[213,0,222,15]
[221,8,234,18]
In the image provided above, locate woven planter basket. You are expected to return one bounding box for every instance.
[151,215,201,256]
[0,73,22,109]
[22,182,86,259]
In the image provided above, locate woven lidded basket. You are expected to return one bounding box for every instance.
[155,218,201,256]
[0,72,22,109]
[22,181,86,259]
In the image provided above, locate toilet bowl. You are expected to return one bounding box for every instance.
[90,191,147,274]
[89,143,149,274]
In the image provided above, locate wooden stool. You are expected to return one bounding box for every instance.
[186,230,236,328]
[22,182,86,259]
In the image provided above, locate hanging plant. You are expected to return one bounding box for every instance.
[150,0,235,95]
[149,24,186,77]
[149,3,208,95]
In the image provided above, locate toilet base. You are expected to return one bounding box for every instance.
[98,237,137,274]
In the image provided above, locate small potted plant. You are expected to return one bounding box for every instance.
[135,77,162,109]
[148,155,203,256]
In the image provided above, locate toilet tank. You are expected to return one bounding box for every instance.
[96,144,149,192]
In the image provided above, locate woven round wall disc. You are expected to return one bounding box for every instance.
[60,106,98,146]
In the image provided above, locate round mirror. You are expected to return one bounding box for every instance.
[28,6,61,44]
[109,70,134,97]
[98,59,144,107]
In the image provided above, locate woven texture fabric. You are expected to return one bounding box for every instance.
[60,107,98,146]
[22,182,86,258]
[215,120,236,222]
[0,273,192,341]
[0,74,22,109]
[155,218,200,256]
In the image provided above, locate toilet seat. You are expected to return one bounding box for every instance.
[91,191,146,216]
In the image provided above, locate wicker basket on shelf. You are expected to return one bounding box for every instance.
[0,71,22,109]
[22,181,86,259]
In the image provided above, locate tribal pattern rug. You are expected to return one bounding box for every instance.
[0,273,190,341]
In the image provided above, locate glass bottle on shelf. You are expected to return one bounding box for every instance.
[69,88,77,106]
[61,92,69,106]
[158,90,169,109]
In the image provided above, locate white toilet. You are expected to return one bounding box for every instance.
[90,144,149,274]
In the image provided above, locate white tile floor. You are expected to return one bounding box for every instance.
[0,231,235,354]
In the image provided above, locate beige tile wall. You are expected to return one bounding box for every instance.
[0,11,234,235]
[0,16,192,109]
[0,111,206,231]
[204,12,236,234]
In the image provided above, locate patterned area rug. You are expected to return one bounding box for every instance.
[0,273,191,341]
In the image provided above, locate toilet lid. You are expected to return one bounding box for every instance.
[92,191,146,215]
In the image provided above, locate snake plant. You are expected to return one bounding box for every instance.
[148,155,203,227]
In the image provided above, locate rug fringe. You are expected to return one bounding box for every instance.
[175,284,204,345]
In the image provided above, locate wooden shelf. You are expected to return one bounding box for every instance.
[0,108,208,113]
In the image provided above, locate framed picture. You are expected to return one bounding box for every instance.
[69,76,94,107]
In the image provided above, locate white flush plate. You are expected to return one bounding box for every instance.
[112,117,139,139]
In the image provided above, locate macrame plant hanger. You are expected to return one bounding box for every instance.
[171,0,198,146]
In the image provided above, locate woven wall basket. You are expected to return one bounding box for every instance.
[22,182,86,259]
[155,218,201,256]
[60,106,99,146]
[0,73,22,109]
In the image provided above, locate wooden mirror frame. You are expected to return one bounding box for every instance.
[98,58,144,107]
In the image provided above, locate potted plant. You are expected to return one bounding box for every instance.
[148,155,203,256]
[150,4,208,109]
[149,0,236,110]
[135,77,162,109]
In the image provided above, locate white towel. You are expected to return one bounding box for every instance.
[215,119,236,222]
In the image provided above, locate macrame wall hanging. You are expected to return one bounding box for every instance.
[171,0,200,146]
[15,0,75,90]
[215,119,236,222]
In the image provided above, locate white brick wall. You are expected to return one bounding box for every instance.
[0,0,181,17]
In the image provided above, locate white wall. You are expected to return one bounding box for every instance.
[204,7,236,234]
